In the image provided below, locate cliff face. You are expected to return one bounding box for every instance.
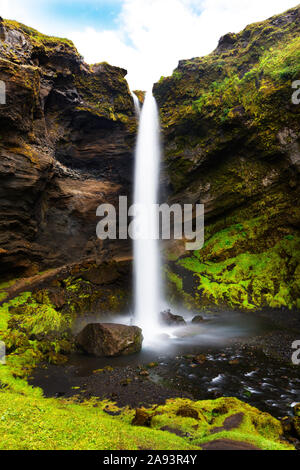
[0,19,136,280]
[154,5,300,311]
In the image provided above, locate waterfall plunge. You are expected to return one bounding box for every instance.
[133,92,162,341]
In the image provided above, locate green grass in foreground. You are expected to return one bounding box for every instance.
[0,375,294,450]
[0,285,294,450]
[0,389,196,450]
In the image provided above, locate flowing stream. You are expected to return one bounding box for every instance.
[132,92,162,341]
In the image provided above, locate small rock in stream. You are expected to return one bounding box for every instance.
[160,309,186,326]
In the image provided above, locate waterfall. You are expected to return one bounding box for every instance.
[131,92,141,117]
[133,92,161,340]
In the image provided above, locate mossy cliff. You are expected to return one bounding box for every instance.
[154,5,300,311]
[0,18,136,279]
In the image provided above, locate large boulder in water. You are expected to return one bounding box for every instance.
[76,323,143,357]
[160,309,186,326]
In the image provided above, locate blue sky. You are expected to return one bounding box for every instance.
[2,0,124,32]
[1,0,298,89]
[37,1,123,31]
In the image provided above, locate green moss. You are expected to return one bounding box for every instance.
[140,397,292,450]
[0,389,292,450]
[4,20,76,50]
[0,390,197,450]
[166,205,300,311]
[174,235,299,310]
[74,66,133,122]
[0,291,74,379]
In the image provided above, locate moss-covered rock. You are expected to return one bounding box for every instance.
[129,397,293,450]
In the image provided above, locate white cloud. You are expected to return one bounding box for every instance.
[1,0,298,89]
[70,0,298,89]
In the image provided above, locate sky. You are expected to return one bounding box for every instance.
[0,0,298,89]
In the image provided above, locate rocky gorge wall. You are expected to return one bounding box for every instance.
[153,5,300,312]
[0,18,136,280]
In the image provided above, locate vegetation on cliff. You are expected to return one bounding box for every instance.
[154,5,300,311]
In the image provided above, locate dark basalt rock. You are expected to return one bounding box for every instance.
[201,439,261,451]
[191,315,204,324]
[76,323,143,357]
[160,309,186,326]
[216,32,237,52]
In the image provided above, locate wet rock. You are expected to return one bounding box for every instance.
[293,417,300,439]
[76,323,143,357]
[201,439,261,451]
[193,354,207,365]
[229,359,240,366]
[132,409,152,427]
[191,315,205,324]
[48,290,66,309]
[293,403,300,417]
[282,416,300,440]
[160,426,186,437]
[160,309,186,326]
[139,370,149,377]
[210,412,244,434]
[281,416,294,435]
[176,405,199,420]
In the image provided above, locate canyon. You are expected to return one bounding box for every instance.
[0,5,299,451]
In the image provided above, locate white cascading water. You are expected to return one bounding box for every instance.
[132,91,162,341]
[131,92,141,118]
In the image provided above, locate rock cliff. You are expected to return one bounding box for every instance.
[154,5,300,311]
[0,19,136,280]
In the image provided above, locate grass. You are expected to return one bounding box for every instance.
[0,387,293,450]
[0,390,196,450]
